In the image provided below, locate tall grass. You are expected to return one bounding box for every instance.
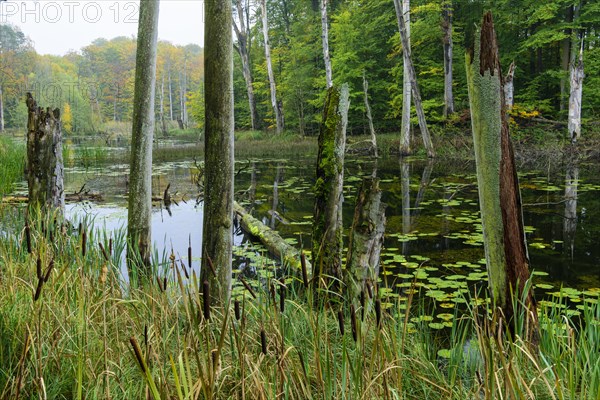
[0,136,25,196]
[0,209,598,399]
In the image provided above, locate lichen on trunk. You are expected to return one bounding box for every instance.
[312,84,349,290]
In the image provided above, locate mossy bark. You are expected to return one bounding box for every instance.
[345,176,386,300]
[127,0,159,271]
[202,0,235,305]
[312,84,349,288]
[26,93,64,212]
[466,13,537,337]
[234,202,311,274]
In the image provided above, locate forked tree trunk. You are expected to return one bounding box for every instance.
[345,176,386,299]
[320,0,333,88]
[127,0,159,270]
[26,93,64,212]
[504,62,515,109]
[202,0,235,304]
[466,13,537,340]
[312,84,349,288]
[260,0,284,134]
[568,50,584,143]
[442,1,454,117]
[363,72,378,157]
[393,0,435,158]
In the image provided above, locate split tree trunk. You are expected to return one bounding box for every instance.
[312,84,349,288]
[260,0,284,134]
[466,13,537,338]
[568,50,584,143]
[202,0,235,304]
[320,0,333,88]
[393,0,435,158]
[345,176,386,299]
[504,62,515,109]
[363,72,378,157]
[127,0,160,270]
[233,0,259,130]
[26,93,64,212]
[442,1,454,117]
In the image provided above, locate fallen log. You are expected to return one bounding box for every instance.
[233,201,311,274]
[2,191,103,204]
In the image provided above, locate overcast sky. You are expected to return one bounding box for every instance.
[0,0,205,55]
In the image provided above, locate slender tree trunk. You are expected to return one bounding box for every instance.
[260,0,284,134]
[168,66,174,120]
[312,84,349,289]
[396,0,411,155]
[560,6,574,112]
[363,72,378,158]
[568,50,584,143]
[504,62,515,109]
[320,0,333,88]
[466,13,537,340]
[393,0,435,158]
[0,85,4,132]
[442,1,454,117]
[160,75,167,136]
[127,0,159,270]
[234,0,259,130]
[183,57,188,127]
[26,93,64,212]
[346,175,386,300]
[202,0,235,304]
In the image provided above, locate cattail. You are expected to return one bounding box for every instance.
[337,309,345,336]
[270,282,276,306]
[130,337,147,374]
[206,254,217,277]
[188,235,192,270]
[156,276,164,292]
[33,279,44,301]
[81,230,87,257]
[43,258,54,282]
[36,256,42,280]
[78,222,83,236]
[375,299,382,328]
[144,325,148,347]
[240,277,257,299]
[360,290,365,321]
[180,260,189,279]
[301,252,309,288]
[366,283,373,299]
[203,280,211,320]
[25,223,32,254]
[350,304,357,342]
[234,299,241,321]
[279,284,286,313]
[99,242,109,261]
[260,329,267,355]
[163,275,168,291]
[109,238,113,255]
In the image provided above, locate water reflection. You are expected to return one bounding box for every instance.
[563,162,578,260]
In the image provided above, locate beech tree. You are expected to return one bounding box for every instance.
[127,0,160,269]
[260,0,284,134]
[202,0,235,304]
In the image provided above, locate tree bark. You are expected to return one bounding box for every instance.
[396,0,411,155]
[504,62,515,109]
[560,5,574,112]
[320,0,333,88]
[312,84,349,288]
[233,0,259,130]
[466,13,537,339]
[442,1,454,118]
[345,176,386,299]
[203,0,235,305]
[260,0,284,134]
[160,75,167,136]
[393,0,435,158]
[26,93,64,212]
[127,0,160,270]
[568,50,584,143]
[363,72,378,158]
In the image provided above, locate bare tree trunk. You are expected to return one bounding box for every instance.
[233,0,259,130]
[260,0,284,134]
[127,0,159,270]
[320,0,333,88]
[442,1,454,117]
[466,13,537,341]
[560,5,574,112]
[393,0,435,157]
[0,85,4,132]
[568,49,584,143]
[397,0,411,155]
[168,65,174,120]
[160,75,167,136]
[26,93,64,212]
[363,72,378,158]
[202,0,235,304]
[346,175,386,300]
[312,84,349,290]
[504,62,515,109]
[183,57,188,127]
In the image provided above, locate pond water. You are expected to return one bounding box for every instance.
[53,143,600,310]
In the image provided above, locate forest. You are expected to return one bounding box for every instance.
[1,0,600,399]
